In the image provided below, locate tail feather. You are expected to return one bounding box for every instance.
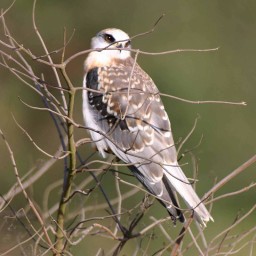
[129,165,184,223]
[164,163,213,226]
[162,174,185,223]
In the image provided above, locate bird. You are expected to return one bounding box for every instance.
[82,28,213,226]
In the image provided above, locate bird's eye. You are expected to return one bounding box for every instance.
[125,40,131,47]
[103,34,115,43]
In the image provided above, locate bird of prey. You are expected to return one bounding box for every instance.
[82,28,213,226]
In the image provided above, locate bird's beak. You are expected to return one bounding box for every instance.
[116,43,123,52]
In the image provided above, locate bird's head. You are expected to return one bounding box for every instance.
[91,28,131,60]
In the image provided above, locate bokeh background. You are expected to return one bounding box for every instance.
[0,0,255,255]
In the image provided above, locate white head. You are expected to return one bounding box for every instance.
[85,28,132,70]
[91,28,131,60]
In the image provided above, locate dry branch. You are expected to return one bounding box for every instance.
[0,2,254,256]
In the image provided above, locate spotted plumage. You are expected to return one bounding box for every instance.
[83,28,213,226]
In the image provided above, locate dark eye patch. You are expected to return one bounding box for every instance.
[103,33,115,43]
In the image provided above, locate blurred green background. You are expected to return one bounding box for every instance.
[0,0,255,255]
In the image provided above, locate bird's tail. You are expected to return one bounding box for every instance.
[163,163,213,226]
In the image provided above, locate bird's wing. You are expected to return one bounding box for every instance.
[85,62,212,224]
[86,63,177,175]
[85,62,184,221]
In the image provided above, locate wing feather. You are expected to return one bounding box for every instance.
[83,61,212,224]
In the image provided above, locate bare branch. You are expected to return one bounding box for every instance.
[32,0,68,112]
[130,14,165,40]
[0,0,16,19]
[0,129,55,252]
[12,114,70,159]
[204,154,256,202]
[160,92,246,106]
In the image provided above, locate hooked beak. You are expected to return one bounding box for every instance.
[116,43,123,52]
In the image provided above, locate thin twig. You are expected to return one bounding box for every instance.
[113,169,122,237]
[207,182,256,204]
[0,230,38,256]
[203,154,256,201]
[130,14,165,40]
[0,0,16,18]
[160,92,246,106]
[32,0,68,112]
[206,204,256,255]
[63,46,220,66]
[171,217,193,256]
[177,115,199,155]
[188,227,204,256]
[12,114,70,159]
[0,129,55,253]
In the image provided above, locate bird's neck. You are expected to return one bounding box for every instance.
[84,50,131,71]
